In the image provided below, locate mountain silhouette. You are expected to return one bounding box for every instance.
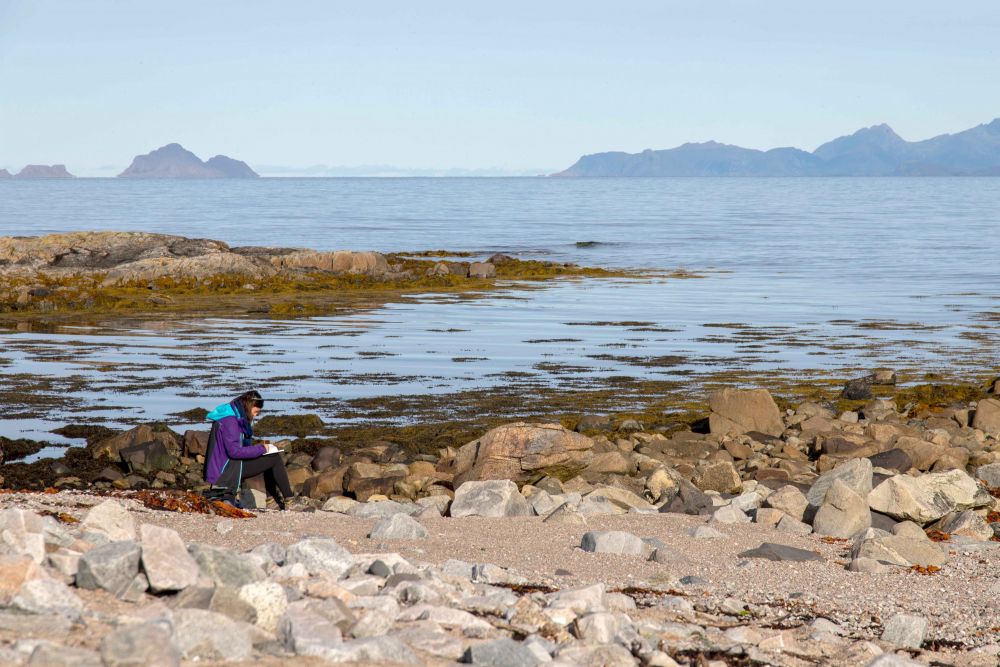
[118,144,259,178]
[554,119,1000,176]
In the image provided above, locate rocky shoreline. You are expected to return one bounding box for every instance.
[0,232,638,319]
[3,373,1000,664]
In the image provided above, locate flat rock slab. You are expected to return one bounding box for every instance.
[737,543,824,562]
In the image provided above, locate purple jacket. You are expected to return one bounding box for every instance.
[204,400,266,484]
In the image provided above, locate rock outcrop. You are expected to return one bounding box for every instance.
[448,423,595,485]
[0,232,391,286]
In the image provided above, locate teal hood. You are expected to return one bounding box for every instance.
[207,403,238,421]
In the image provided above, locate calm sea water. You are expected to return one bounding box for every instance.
[2,178,999,446]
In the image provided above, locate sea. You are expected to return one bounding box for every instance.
[2,177,999,449]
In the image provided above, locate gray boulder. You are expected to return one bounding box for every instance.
[580,531,650,557]
[237,581,288,633]
[451,480,532,518]
[867,469,991,523]
[853,536,947,568]
[369,513,429,540]
[807,458,872,509]
[881,613,928,649]
[172,608,253,661]
[931,510,993,541]
[278,604,343,655]
[463,637,546,667]
[542,503,587,526]
[346,500,421,520]
[763,485,809,521]
[284,538,353,578]
[76,541,141,598]
[737,543,823,562]
[11,579,83,620]
[80,500,135,541]
[188,543,265,588]
[140,524,199,593]
[100,623,180,667]
[975,463,1000,489]
[812,479,872,538]
[27,643,102,667]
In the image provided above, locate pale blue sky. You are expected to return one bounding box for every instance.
[1,0,998,175]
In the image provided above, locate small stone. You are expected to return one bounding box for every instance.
[27,643,102,667]
[451,480,533,518]
[12,579,83,620]
[172,608,253,661]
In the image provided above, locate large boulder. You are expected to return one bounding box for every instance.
[807,458,873,509]
[708,389,784,437]
[693,461,742,494]
[451,423,595,485]
[853,536,947,568]
[812,479,871,538]
[90,425,180,461]
[867,469,992,523]
[973,398,1000,435]
[450,480,532,518]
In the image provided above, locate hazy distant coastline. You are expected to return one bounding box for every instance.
[554,118,1000,177]
[5,118,1000,178]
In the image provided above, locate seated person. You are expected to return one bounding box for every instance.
[204,390,296,509]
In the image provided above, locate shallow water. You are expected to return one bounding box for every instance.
[2,178,999,441]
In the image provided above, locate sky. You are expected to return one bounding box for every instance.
[1,1,999,176]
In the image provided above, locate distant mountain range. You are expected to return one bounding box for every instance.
[118,143,259,178]
[0,165,75,179]
[553,119,1000,177]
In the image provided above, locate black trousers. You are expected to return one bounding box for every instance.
[215,453,293,501]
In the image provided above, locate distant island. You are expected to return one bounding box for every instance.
[118,143,259,179]
[0,165,75,179]
[554,118,1000,177]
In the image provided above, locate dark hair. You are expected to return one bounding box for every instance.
[237,390,264,419]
